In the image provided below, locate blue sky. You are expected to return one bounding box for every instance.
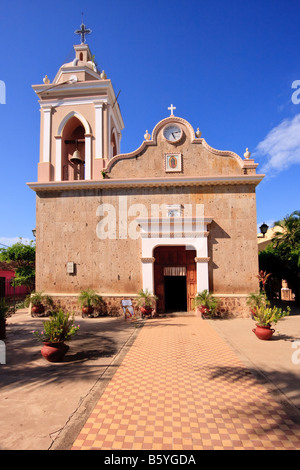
[0,0,300,246]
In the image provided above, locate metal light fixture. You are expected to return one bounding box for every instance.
[259,222,269,238]
[32,228,36,238]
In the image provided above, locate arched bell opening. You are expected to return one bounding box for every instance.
[62,117,86,181]
[111,129,117,158]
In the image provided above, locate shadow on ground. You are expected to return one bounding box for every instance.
[208,364,300,427]
[2,313,140,392]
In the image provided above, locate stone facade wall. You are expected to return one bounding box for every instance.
[215,295,251,318]
[35,184,259,298]
[34,118,261,318]
[49,295,140,318]
[47,294,251,319]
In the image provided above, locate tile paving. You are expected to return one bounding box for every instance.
[71,315,300,450]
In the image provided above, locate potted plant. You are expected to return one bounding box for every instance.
[247,292,270,319]
[0,298,9,340]
[33,309,80,362]
[137,289,158,318]
[194,289,219,318]
[78,288,102,317]
[252,304,290,340]
[25,291,54,316]
[256,270,272,292]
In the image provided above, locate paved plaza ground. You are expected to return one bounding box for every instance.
[1,305,300,450]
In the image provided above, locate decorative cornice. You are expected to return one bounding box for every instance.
[105,115,248,173]
[40,97,108,108]
[27,174,264,192]
[105,140,156,173]
[33,80,124,131]
[140,232,209,239]
[137,217,213,224]
[200,139,244,167]
[32,79,108,96]
[242,159,259,169]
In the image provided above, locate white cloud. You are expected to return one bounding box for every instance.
[254,114,300,175]
[0,237,32,247]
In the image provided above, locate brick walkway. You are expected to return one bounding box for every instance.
[71,315,300,450]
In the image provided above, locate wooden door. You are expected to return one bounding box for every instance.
[186,250,197,311]
[154,246,196,313]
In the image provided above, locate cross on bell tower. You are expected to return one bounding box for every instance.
[74,14,92,44]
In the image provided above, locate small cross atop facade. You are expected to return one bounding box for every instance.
[75,21,92,44]
[168,104,176,116]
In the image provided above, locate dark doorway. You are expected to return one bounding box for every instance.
[0,277,5,299]
[154,246,196,313]
[164,276,187,312]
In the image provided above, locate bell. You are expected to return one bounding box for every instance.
[70,149,83,164]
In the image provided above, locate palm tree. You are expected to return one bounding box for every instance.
[271,210,300,304]
[272,211,300,249]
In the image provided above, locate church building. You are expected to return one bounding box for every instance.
[28,24,264,317]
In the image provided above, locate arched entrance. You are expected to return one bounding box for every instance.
[154,246,197,313]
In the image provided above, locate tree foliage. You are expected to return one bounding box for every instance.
[272,210,300,250]
[0,239,35,292]
[259,211,300,303]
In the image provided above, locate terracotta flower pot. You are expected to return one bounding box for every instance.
[140,307,153,318]
[252,324,275,341]
[41,342,69,362]
[82,306,94,317]
[200,306,211,318]
[31,305,45,316]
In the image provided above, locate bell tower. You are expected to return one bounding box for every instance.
[32,23,124,183]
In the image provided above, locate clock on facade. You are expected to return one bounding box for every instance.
[163,124,183,143]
